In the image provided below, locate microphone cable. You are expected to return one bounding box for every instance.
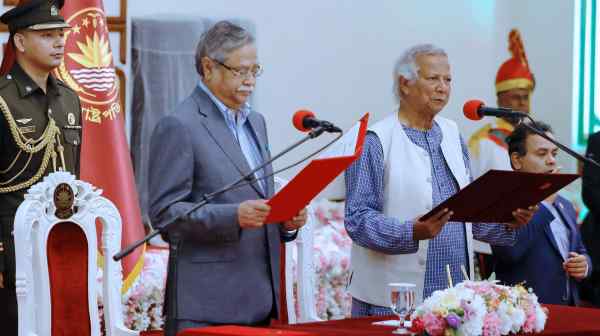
[221,131,344,194]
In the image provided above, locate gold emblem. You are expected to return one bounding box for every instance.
[50,5,58,16]
[68,112,76,125]
[54,183,74,219]
[54,7,120,125]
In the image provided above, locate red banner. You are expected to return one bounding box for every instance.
[55,0,145,291]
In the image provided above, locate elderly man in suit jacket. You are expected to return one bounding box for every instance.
[149,21,306,336]
[493,121,591,306]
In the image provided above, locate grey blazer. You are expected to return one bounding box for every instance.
[148,86,295,326]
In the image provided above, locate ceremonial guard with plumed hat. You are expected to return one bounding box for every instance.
[467,29,535,279]
[468,28,535,179]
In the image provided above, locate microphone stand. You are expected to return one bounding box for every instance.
[519,116,600,170]
[113,125,336,261]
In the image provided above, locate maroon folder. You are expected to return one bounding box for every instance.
[419,170,580,223]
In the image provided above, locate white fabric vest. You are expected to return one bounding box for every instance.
[348,113,473,307]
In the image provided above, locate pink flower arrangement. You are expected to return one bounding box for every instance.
[423,312,447,336]
[482,312,501,336]
[411,281,548,336]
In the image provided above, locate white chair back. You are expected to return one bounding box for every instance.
[275,177,321,324]
[13,172,138,336]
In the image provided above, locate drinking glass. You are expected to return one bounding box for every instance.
[389,283,417,334]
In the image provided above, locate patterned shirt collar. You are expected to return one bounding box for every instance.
[401,121,443,147]
[197,79,251,124]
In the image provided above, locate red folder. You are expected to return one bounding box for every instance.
[419,170,580,223]
[266,113,369,223]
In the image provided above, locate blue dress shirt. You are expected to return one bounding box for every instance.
[197,80,266,193]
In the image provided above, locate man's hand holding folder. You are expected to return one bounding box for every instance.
[413,204,537,241]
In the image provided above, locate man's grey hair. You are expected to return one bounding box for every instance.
[195,20,255,77]
[393,44,447,102]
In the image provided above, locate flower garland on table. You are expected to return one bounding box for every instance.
[409,281,548,336]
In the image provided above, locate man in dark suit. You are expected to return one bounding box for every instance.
[148,21,306,336]
[493,121,591,306]
[581,131,600,306]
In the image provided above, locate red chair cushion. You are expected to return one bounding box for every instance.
[47,222,91,336]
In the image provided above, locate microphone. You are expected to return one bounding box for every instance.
[293,109,342,133]
[463,99,528,121]
[461,100,600,172]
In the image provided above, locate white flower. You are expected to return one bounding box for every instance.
[510,307,526,333]
[496,301,513,335]
[534,304,547,332]
[439,290,460,309]
[458,295,486,336]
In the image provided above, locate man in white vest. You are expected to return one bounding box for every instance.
[344,44,537,316]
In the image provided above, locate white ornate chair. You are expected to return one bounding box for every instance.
[275,177,321,324]
[13,172,138,336]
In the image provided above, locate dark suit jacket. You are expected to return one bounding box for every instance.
[493,196,592,305]
[582,132,600,281]
[148,86,295,327]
